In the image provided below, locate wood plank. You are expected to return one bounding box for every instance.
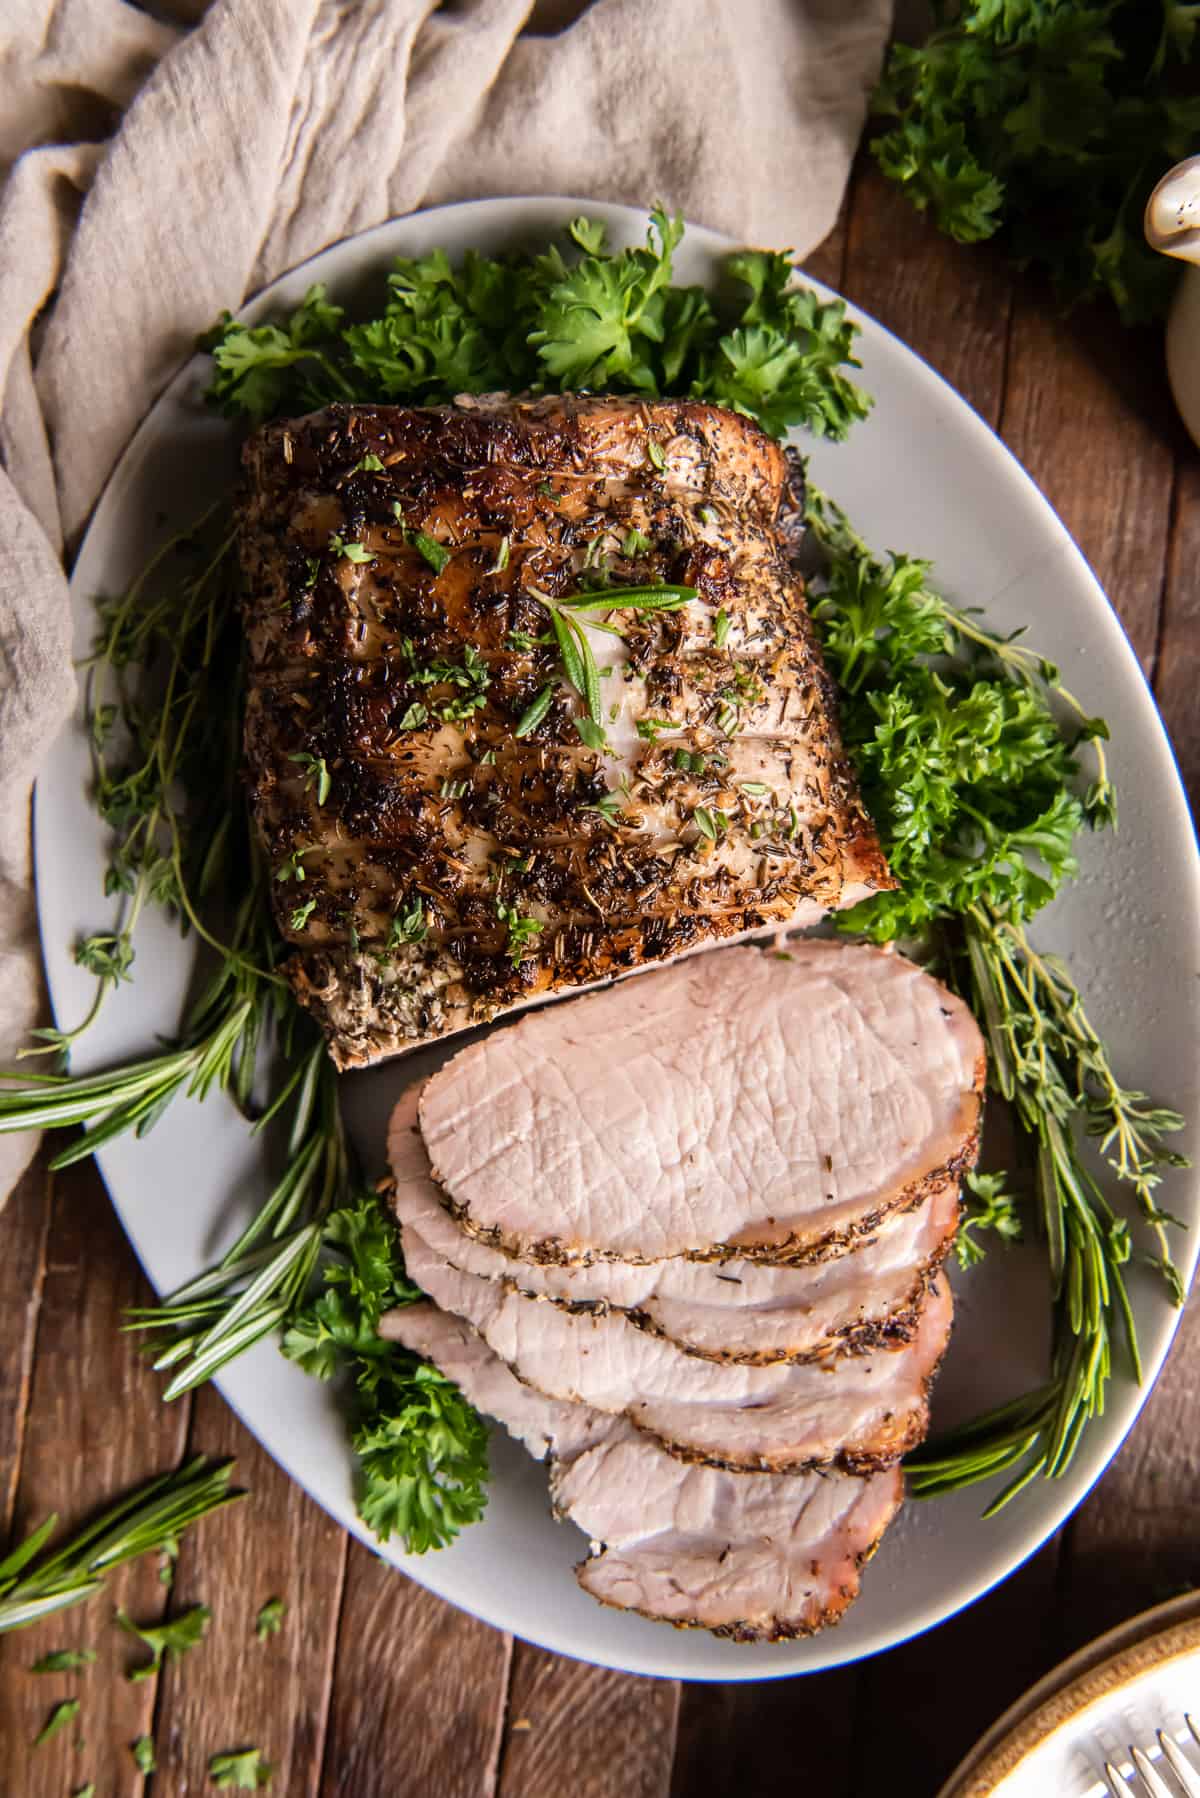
[0,1158,191,1797]
[842,160,1014,428]
[1151,456,1200,798]
[0,1146,52,1536]
[499,1645,678,1798]
[147,1383,350,1797]
[320,1546,511,1798]
[998,291,1175,668]
[671,1664,859,1798]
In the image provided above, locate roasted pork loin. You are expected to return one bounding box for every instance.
[239,396,891,1069]
[383,1303,905,1641]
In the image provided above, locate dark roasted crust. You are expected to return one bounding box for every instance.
[238,395,892,1068]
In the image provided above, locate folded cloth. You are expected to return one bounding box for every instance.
[0,0,890,1204]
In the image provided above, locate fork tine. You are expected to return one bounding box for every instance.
[1131,1745,1177,1798]
[1104,1761,1138,1798]
[1160,1732,1200,1798]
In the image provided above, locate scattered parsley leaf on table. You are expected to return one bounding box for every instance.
[132,1735,157,1774]
[31,1647,96,1673]
[209,1746,274,1789]
[117,1602,211,1681]
[33,1697,79,1747]
[254,1597,285,1640]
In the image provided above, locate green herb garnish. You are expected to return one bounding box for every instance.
[0,1459,239,1634]
[33,1698,79,1748]
[31,1647,97,1674]
[870,2,1200,322]
[282,1193,488,1549]
[805,485,1185,1510]
[133,1735,157,1773]
[328,533,372,565]
[287,751,332,805]
[410,531,450,576]
[206,215,869,441]
[255,1597,285,1640]
[117,1601,211,1681]
[209,1747,274,1789]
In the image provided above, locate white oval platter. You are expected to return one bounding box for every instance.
[34,198,1200,1681]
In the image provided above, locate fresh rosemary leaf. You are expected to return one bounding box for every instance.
[0,1460,239,1636]
[514,685,554,737]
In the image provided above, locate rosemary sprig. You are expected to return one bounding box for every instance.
[123,1044,354,1397]
[0,1458,240,1633]
[528,584,697,749]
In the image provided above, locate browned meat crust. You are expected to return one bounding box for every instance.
[238,395,892,1068]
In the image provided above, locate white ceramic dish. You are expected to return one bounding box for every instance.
[34,198,1200,1681]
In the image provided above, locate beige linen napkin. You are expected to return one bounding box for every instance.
[0,0,890,1203]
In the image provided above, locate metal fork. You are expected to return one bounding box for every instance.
[1103,1714,1200,1798]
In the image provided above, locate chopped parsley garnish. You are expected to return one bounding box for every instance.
[955,1172,1022,1271]
[328,533,372,565]
[636,717,675,741]
[33,1699,80,1747]
[397,701,428,730]
[133,1735,157,1774]
[287,750,331,805]
[289,898,317,931]
[713,608,731,649]
[351,452,385,473]
[209,1747,274,1789]
[117,1602,211,1681]
[739,781,770,796]
[31,1648,96,1674]
[255,1597,285,1640]
[410,531,450,576]
[621,527,653,558]
[495,897,543,967]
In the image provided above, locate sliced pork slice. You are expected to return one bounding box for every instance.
[383,1301,904,1640]
[418,940,984,1265]
[389,1083,962,1363]
[401,1226,953,1474]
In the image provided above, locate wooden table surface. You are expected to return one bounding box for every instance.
[2,162,1198,1798]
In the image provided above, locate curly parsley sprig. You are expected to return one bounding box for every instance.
[203,210,871,443]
